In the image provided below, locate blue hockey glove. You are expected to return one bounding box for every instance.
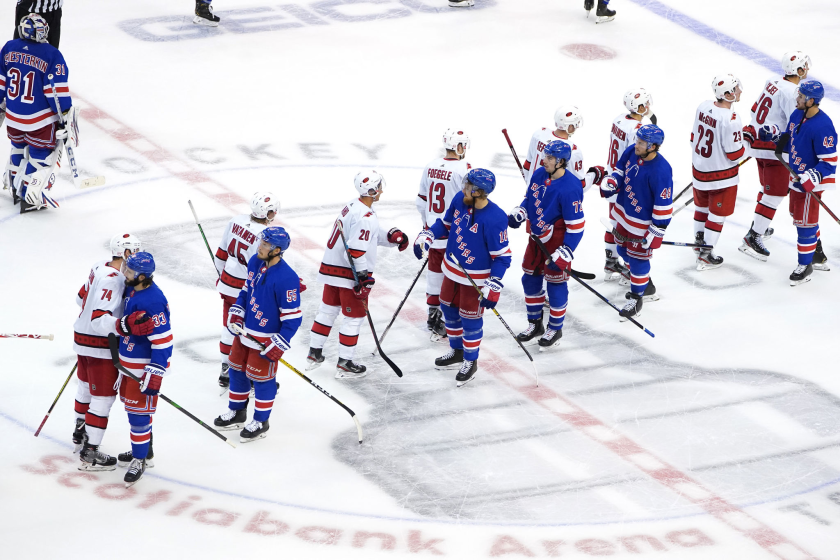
[140,364,165,396]
[227,304,245,335]
[758,124,781,143]
[414,229,434,260]
[507,206,527,229]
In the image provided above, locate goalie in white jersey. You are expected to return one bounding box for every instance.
[72,233,154,471]
[213,191,279,388]
[416,128,471,341]
[307,170,408,378]
[690,74,746,270]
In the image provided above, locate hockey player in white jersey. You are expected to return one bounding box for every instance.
[602,88,653,285]
[213,191,279,388]
[690,74,746,270]
[72,234,153,470]
[307,170,408,378]
[416,129,472,341]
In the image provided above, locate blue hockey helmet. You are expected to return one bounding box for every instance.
[543,140,572,162]
[637,124,665,148]
[260,226,291,253]
[798,80,825,104]
[18,13,49,44]
[465,168,496,195]
[126,252,155,275]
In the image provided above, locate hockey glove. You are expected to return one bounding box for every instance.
[550,245,574,271]
[298,277,307,293]
[117,311,154,337]
[799,169,821,193]
[642,224,666,250]
[507,206,527,229]
[414,229,434,260]
[759,124,781,143]
[261,334,290,362]
[480,277,503,309]
[353,272,375,300]
[387,227,409,251]
[586,165,607,186]
[742,125,757,146]
[227,304,245,335]
[140,364,165,396]
[600,176,618,199]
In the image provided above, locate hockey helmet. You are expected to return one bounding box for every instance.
[443,129,471,153]
[18,13,49,44]
[354,169,385,198]
[126,252,155,276]
[464,168,496,195]
[554,106,583,132]
[712,74,742,101]
[259,227,291,253]
[636,124,664,148]
[798,80,825,105]
[110,233,142,258]
[543,140,572,163]
[623,88,652,115]
[251,191,279,220]
[782,51,811,77]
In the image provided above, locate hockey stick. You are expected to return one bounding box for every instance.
[448,252,539,386]
[501,129,528,186]
[774,136,840,227]
[335,221,403,378]
[34,363,77,437]
[46,74,105,189]
[188,200,221,279]
[230,324,364,444]
[0,333,54,340]
[107,333,237,448]
[379,257,428,347]
[529,235,654,338]
[597,217,712,248]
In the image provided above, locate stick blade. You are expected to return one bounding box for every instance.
[79,176,106,189]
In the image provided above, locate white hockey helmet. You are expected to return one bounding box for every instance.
[442,129,471,153]
[782,51,811,76]
[554,106,583,132]
[354,169,386,198]
[250,191,279,220]
[623,88,652,115]
[110,233,142,258]
[712,74,742,101]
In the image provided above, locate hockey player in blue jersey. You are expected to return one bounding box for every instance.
[601,125,673,320]
[0,13,76,213]
[414,168,512,386]
[782,80,837,286]
[508,140,586,349]
[115,252,173,487]
[214,227,303,442]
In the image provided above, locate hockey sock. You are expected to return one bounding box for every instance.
[227,367,250,410]
[545,282,569,330]
[604,230,617,255]
[693,206,709,236]
[128,414,152,460]
[704,214,725,247]
[310,303,340,349]
[628,257,651,296]
[753,193,783,234]
[521,273,545,321]
[252,379,277,423]
[85,395,116,446]
[797,225,818,265]
[440,303,463,351]
[425,270,443,307]
[74,380,91,421]
[337,316,364,360]
[220,325,233,364]
[461,316,483,362]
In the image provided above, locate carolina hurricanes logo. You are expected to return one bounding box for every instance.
[264,197,270,202]
[566,112,573,117]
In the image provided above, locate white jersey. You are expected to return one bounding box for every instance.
[416,156,471,249]
[690,100,745,191]
[73,261,125,360]
[214,215,269,300]
[523,127,589,190]
[607,114,644,171]
[317,199,396,289]
[746,77,800,160]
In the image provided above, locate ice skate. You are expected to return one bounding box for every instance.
[538,328,562,350]
[790,264,813,286]
[336,358,367,379]
[696,248,724,271]
[739,229,770,262]
[240,420,269,443]
[193,1,220,26]
[118,433,154,468]
[595,0,615,23]
[306,347,325,371]
[213,407,247,431]
[218,363,230,388]
[72,419,87,453]
[516,313,545,346]
[455,359,478,387]
[693,231,705,255]
[626,278,659,302]
[763,227,774,238]
[124,458,146,488]
[434,348,463,370]
[78,443,117,472]
[584,0,595,14]
[619,293,643,321]
[604,249,630,283]
[428,308,447,343]
[448,0,474,7]
[813,239,830,271]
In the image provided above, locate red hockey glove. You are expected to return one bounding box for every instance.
[261,334,290,362]
[387,228,409,252]
[117,311,154,337]
[298,277,307,293]
[586,166,607,186]
[227,304,245,335]
[742,124,757,146]
[140,364,165,396]
[353,272,375,300]
[550,245,573,271]
[799,169,821,193]
[480,277,503,309]
[642,225,666,250]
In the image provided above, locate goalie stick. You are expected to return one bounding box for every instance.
[775,134,840,227]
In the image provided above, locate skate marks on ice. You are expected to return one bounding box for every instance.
[673,262,762,291]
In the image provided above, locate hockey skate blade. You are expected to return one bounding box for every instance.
[193,15,219,27]
[696,261,723,271]
[305,360,324,372]
[79,176,105,189]
[435,363,462,371]
[240,433,268,444]
[595,15,615,23]
[456,374,477,388]
[619,311,642,322]
[118,458,154,469]
[335,370,368,380]
[738,244,768,262]
[643,294,660,303]
[214,422,245,432]
[790,277,812,287]
[78,462,116,472]
[430,332,448,344]
[813,263,830,272]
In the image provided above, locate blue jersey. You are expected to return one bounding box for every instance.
[236,255,302,351]
[607,146,673,237]
[119,283,173,376]
[522,167,585,252]
[0,38,71,132]
[785,109,837,192]
[430,191,512,286]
